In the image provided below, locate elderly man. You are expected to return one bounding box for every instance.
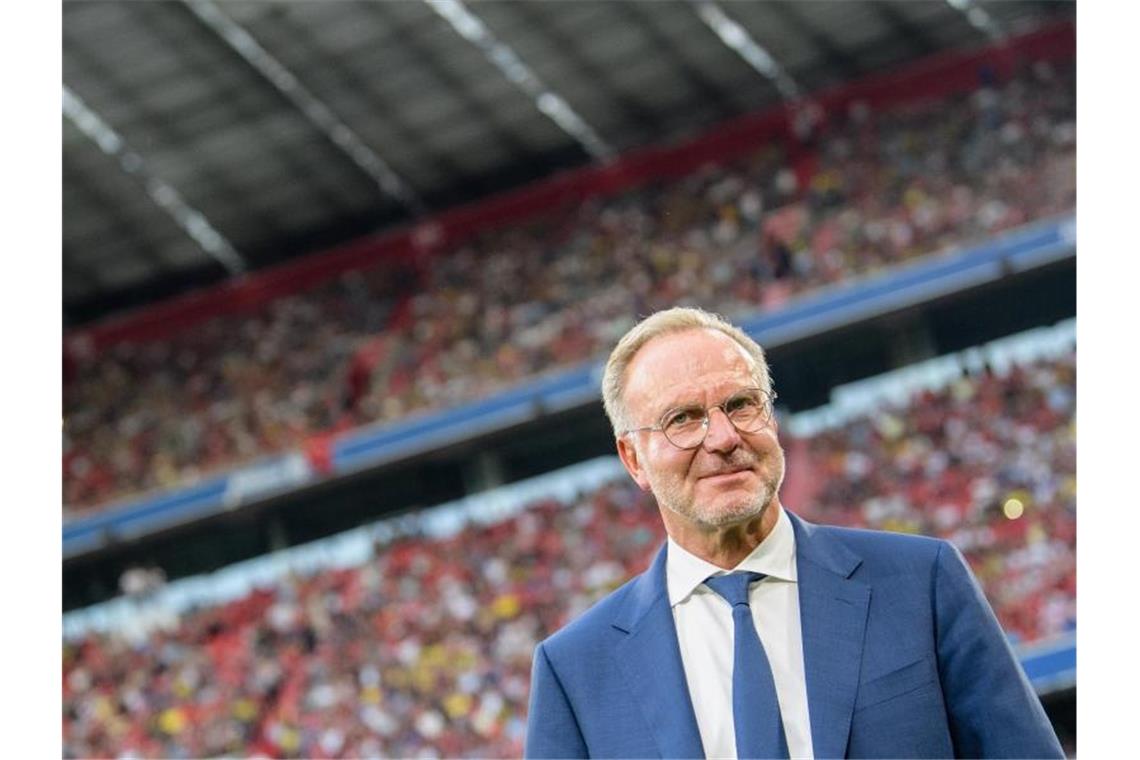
[525,307,1063,759]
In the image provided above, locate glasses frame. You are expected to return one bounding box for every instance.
[620,387,778,450]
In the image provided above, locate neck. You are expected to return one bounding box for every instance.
[665,500,782,569]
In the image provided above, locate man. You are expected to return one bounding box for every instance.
[525,307,1063,759]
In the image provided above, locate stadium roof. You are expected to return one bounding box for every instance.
[62,0,1073,327]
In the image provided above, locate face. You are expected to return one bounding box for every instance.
[616,328,785,533]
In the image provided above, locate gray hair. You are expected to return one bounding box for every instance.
[600,307,773,435]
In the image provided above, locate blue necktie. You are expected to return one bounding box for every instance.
[705,572,790,759]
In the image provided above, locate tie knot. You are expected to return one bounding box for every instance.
[704,571,766,607]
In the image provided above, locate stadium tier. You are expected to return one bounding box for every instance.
[63,214,1074,560]
[63,331,1075,758]
[62,48,1075,522]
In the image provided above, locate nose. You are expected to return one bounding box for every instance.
[701,407,741,453]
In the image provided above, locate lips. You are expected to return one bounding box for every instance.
[699,468,751,480]
[696,453,757,481]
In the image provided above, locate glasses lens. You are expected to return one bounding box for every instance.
[660,389,771,449]
[725,389,769,433]
[662,407,706,449]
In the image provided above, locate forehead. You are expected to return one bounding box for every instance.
[623,328,757,413]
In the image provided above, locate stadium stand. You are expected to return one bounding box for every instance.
[63,324,1075,758]
[62,21,1077,753]
[63,56,1075,515]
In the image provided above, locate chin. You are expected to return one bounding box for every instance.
[693,495,769,529]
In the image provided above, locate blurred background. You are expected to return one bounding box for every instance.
[62,1,1076,757]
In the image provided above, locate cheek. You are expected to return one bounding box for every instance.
[645,446,692,485]
[749,430,783,456]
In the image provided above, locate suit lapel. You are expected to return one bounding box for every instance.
[610,517,870,759]
[613,543,705,759]
[789,513,871,760]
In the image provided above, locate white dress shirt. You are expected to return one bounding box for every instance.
[667,506,814,759]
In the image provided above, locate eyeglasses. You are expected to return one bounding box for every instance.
[621,387,777,450]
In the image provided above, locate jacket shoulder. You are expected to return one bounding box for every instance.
[813,521,946,552]
[796,516,951,577]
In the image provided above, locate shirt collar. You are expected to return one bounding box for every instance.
[666,505,798,607]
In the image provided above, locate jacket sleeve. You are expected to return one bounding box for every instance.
[525,641,589,759]
[933,540,1065,758]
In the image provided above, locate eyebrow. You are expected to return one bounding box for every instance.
[655,387,754,418]
[660,399,704,416]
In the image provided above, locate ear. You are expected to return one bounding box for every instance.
[616,435,652,492]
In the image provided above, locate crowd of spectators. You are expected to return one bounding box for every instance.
[803,351,1076,644]
[63,58,1075,514]
[62,349,1076,758]
[63,481,664,759]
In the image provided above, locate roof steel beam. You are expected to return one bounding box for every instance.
[424,0,615,161]
[365,2,543,188]
[63,85,247,275]
[64,162,183,279]
[944,0,1007,42]
[66,14,293,249]
[507,3,659,140]
[259,6,464,209]
[184,0,426,214]
[617,1,740,124]
[691,0,802,100]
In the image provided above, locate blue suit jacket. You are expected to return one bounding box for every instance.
[525,511,1063,758]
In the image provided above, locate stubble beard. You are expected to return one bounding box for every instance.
[650,446,786,531]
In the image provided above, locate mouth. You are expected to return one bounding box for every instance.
[699,468,752,482]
